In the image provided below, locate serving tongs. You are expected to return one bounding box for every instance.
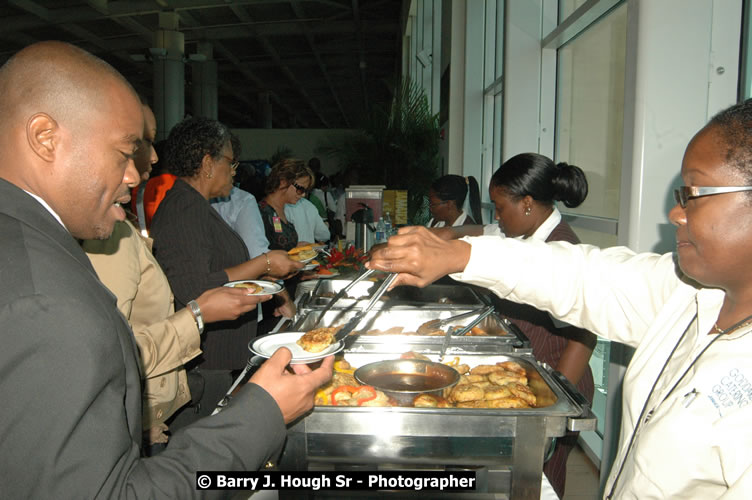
[332,272,398,343]
[312,268,376,327]
[436,305,495,361]
[416,308,490,335]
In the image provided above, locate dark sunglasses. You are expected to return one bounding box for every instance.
[291,180,309,195]
[673,185,752,208]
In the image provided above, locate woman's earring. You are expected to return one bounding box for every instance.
[525,207,531,216]
[206,168,214,179]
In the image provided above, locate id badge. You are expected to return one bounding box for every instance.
[273,215,283,233]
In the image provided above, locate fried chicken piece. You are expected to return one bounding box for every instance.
[456,397,530,409]
[297,327,336,353]
[232,282,263,294]
[413,393,452,407]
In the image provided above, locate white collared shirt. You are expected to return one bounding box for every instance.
[24,189,66,230]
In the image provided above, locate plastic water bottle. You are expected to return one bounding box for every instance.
[383,211,393,237]
[375,217,387,244]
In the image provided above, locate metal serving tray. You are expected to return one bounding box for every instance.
[279,345,595,500]
[298,280,489,311]
[291,308,530,350]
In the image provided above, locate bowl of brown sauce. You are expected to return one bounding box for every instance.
[354,359,460,405]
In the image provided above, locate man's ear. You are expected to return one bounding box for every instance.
[26,113,58,162]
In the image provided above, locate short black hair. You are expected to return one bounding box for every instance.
[164,117,233,178]
[490,153,588,208]
[707,99,752,183]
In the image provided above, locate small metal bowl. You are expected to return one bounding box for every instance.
[354,359,460,406]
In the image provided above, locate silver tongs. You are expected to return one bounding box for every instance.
[312,268,376,327]
[437,305,495,361]
[332,272,398,343]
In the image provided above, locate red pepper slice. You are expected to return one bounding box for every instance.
[355,386,378,405]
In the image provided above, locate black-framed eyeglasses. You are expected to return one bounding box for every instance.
[221,154,239,173]
[673,185,752,208]
[291,180,309,195]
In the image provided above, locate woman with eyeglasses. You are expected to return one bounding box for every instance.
[150,117,302,429]
[426,174,482,228]
[369,100,752,499]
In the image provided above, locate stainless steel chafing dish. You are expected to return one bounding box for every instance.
[290,306,529,348]
[278,336,595,500]
[298,280,490,311]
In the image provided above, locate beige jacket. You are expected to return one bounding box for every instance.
[453,236,752,499]
[84,220,201,429]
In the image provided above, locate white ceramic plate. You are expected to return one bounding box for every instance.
[223,280,284,295]
[301,262,319,271]
[249,332,344,364]
[291,252,318,264]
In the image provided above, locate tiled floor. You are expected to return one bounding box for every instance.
[563,445,600,500]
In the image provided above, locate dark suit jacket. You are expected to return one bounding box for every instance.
[0,179,285,499]
[151,179,256,370]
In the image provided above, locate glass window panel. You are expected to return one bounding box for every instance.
[555,2,627,221]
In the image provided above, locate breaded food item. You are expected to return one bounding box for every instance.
[496,360,526,375]
[296,327,336,353]
[289,249,317,261]
[288,244,313,254]
[400,351,431,361]
[412,393,453,408]
[456,397,530,409]
[232,282,263,294]
[469,364,503,376]
[488,369,528,386]
[449,384,485,403]
[484,385,513,400]
[356,388,390,407]
[506,381,537,407]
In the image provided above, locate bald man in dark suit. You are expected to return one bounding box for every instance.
[0,41,332,499]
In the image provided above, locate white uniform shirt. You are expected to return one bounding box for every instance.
[451,236,752,499]
[426,210,471,228]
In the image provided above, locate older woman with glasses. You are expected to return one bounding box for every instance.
[150,117,302,428]
[369,99,752,499]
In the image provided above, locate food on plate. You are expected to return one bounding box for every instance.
[288,244,313,255]
[290,249,318,261]
[296,327,336,353]
[232,282,263,294]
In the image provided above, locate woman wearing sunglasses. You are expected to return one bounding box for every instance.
[369,99,752,499]
[258,158,315,252]
[150,117,302,429]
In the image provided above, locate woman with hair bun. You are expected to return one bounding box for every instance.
[488,153,595,497]
[426,174,482,227]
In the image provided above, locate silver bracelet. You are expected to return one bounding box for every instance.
[187,300,204,334]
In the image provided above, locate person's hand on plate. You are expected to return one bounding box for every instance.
[367,226,472,288]
[194,286,272,324]
[249,347,334,424]
[266,249,304,279]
